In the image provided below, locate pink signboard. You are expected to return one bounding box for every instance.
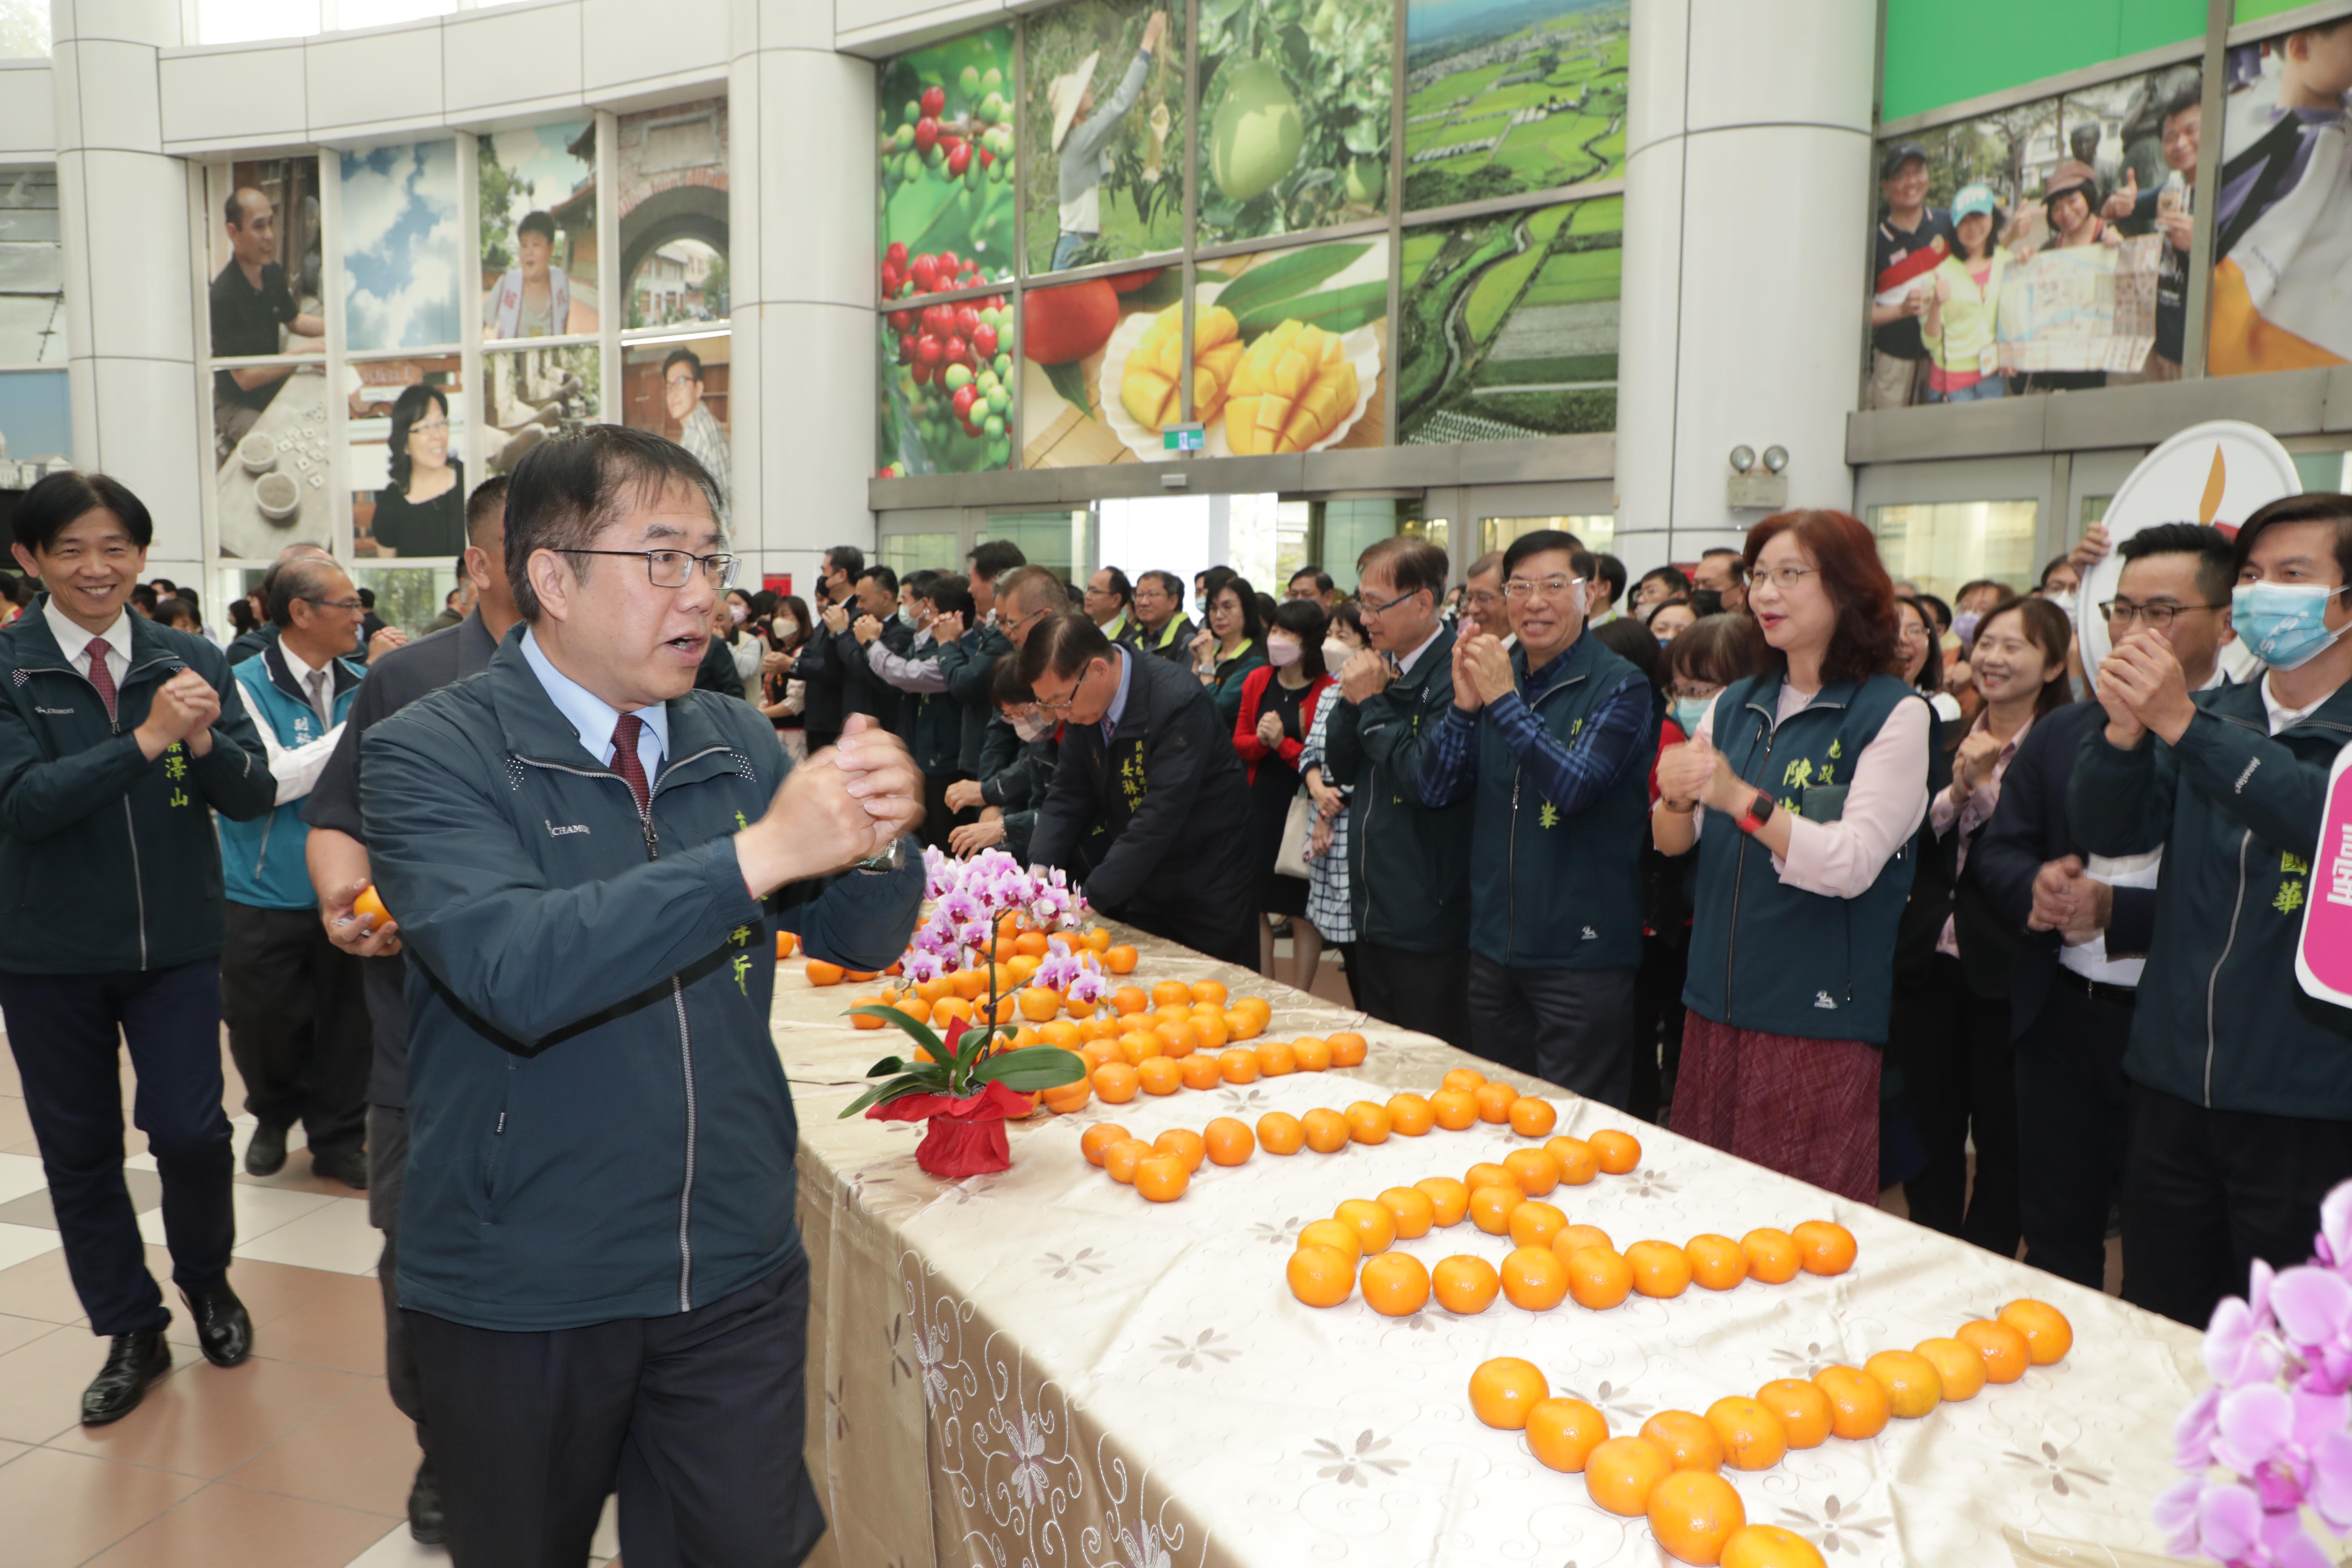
[2298,746,2352,1008]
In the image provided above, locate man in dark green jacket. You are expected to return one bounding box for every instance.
[359,427,924,1565]
[2071,493,2352,1329]
[1324,537,1475,1049]
[0,472,276,1427]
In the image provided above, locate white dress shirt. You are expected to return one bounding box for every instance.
[42,598,132,693]
[520,628,669,778]
[252,639,347,806]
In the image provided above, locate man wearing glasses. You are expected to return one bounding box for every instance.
[358,426,924,1564]
[1461,552,1513,643]
[219,555,378,1189]
[1973,522,2235,1295]
[662,348,731,520]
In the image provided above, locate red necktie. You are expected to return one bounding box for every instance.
[86,642,118,722]
[610,712,650,816]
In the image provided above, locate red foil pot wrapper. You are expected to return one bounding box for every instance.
[867,1078,1033,1177]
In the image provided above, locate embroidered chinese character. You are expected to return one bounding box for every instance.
[1827,740,1843,760]
[168,788,189,808]
[1538,802,1560,830]
[163,754,187,782]
[2277,881,2308,916]
[1814,764,1836,787]
[732,955,754,995]
[736,810,749,831]
[2284,852,2311,876]
[1782,797,1802,817]
[730,925,752,948]
[1781,758,1815,790]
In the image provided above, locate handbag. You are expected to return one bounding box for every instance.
[1274,789,1316,880]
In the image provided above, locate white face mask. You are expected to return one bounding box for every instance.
[1013,709,1053,742]
[1322,637,1355,669]
[1267,635,1303,668]
[729,603,748,625]
[777,618,799,638]
[2042,588,2076,616]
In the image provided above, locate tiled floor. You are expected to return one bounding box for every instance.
[0,1024,622,1568]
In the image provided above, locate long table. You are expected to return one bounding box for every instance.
[780,925,2204,1568]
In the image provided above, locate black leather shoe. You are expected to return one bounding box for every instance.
[81,1331,171,1426]
[244,1121,289,1177]
[178,1285,253,1368]
[310,1147,368,1190]
[408,1457,445,1545]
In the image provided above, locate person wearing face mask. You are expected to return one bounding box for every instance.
[949,656,1064,864]
[759,594,813,760]
[1944,577,2009,730]
[2070,493,2352,1329]
[793,546,865,754]
[716,588,763,701]
[865,572,976,849]
[1295,605,1366,1001]
[1649,601,1697,644]
[1234,601,1337,988]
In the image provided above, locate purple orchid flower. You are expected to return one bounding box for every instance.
[2274,1267,2352,1397]
[899,949,946,986]
[2211,1384,2352,1518]
[1034,948,1082,993]
[2319,1185,2352,1275]
[2179,1384,2225,1473]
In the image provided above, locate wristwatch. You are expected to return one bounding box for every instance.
[1736,790,1775,835]
[852,838,906,874]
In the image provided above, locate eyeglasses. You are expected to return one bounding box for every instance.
[1033,687,1079,713]
[2101,599,2221,629]
[1503,575,1582,602]
[1752,565,1821,592]
[664,374,699,390]
[1464,589,1504,609]
[558,548,741,590]
[302,596,367,613]
[410,419,449,435]
[1358,587,1426,617]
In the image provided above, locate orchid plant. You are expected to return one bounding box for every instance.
[838,847,1092,1116]
[2162,1182,2352,1567]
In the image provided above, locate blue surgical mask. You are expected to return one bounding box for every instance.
[1672,694,1714,733]
[2233,582,2351,670]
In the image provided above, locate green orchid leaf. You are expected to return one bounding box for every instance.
[973,1046,1090,1089]
[1234,280,1390,340]
[837,1070,945,1119]
[1210,243,1370,321]
[848,1004,945,1060]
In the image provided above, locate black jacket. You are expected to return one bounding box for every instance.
[937,621,1013,775]
[1974,700,2158,1035]
[793,596,855,737]
[227,621,278,666]
[1324,622,1474,952]
[1030,649,1254,925]
[694,633,746,700]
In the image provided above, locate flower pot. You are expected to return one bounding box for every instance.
[868,1078,1034,1177]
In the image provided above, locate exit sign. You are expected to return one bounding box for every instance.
[1163,422,1204,452]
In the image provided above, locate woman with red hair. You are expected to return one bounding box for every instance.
[1653,510,1933,1201]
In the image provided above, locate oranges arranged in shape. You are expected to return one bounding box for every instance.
[1359,1252,1430,1317]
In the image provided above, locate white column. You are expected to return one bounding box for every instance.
[729,0,877,596]
[1615,0,1877,573]
[50,0,205,576]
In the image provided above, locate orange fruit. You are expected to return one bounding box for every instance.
[1564,1245,1633,1310]
[992,993,1019,1024]
[1254,1040,1298,1076]
[1464,1161,1515,1194]
[1006,955,1042,983]
[1720,1524,1828,1568]
[1508,1199,1568,1250]
[1037,1020,1081,1050]
[1551,1223,1614,1261]
[1504,1147,1562,1197]
[1501,1245,1569,1310]
[1217,1048,1260,1085]
[1386,1093,1435,1136]
[1328,1031,1368,1067]
[1627,1239,1695,1299]
[773,928,797,959]
[1104,945,1139,974]
[1913,1336,1987,1402]
[1442,1066,1488,1094]
[1297,1218,1363,1261]
[914,975,955,1004]
[1084,927,1112,954]
[1813,1366,1890,1440]
[806,960,845,986]
[1151,980,1191,1008]
[1079,1040,1119,1073]
[1133,1155,1190,1202]
[1111,985,1148,1015]
[1301,1108,1351,1154]
[1791,1220,1857,1277]
[1472,1083,1518,1123]
[1997,1299,2073,1365]
[1233,995,1272,1025]
[1102,1139,1153,1183]
[1203,1118,1255,1167]
[1152,1128,1206,1172]
[1193,1013,1230,1051]
[1584,1435,1674,1516]
[1432,1254,1502,1314]
[1429,1090,1479,1130]
[1287,1245,1355,1307]
[1080,1123,1130,1166]
[1508,1097,1558,1137]
[1705,1396,1788,1472]
[848,994,887,1029]
[1642,1409,1725,1473]
[1359,1252,1431,1316]
[1378,1185,1436,1239]
[1257,1112,1306,1154]
[1046,930,1079,952]
[1647,1469,1746,1566]
[1956,1318,2031,1384]
[1525,1397,1610,1473]
[1190,979,1227,1006]
[1006,1026,1041,1049]
[1414,1176,1470,1227]
[1116,1031,1161,1066]
[948,967,987,999]
[1040,1080,1092,1115]
[1224,1008,1263,1042]
[1741,1228,1801,1284]
[1334,1198,1398,1256]
[1344,1102,1393,1144]
[1468,1184,1525,1235]
[1863,1350,1942,1419]
[1136,1057,1182,1096]
[1686,1234,1750,1292]
[1018,988,1061,1024]
[1154,1019,1200,1058]
[1092,1063,1140,1103]
[1755,1379,1833,1449]
[1547,1135,1600,1185]
[1589,1128,1642,1174]
[1467,1356,1549,1429]
[1178,1054,1223,1090]
[1289,1036,1331,1070]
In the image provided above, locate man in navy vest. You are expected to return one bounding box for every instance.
[1416,530,1655,1103]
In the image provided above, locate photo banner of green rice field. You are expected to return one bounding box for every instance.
[1402,0,1628,212]
[1023,0,1186,276]
[1193,0,1393,247]
[877,27,1016,299]
[1177,236,1390,455]
[1020,266,1186,467]
[876,289,1016,477]
[1397,194,1619,443]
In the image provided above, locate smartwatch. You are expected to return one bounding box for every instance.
[1736,790,1775,835]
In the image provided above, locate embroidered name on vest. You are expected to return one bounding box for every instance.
[2234,757,2260,794]
[546,820,591,837]
[34,706,73,715]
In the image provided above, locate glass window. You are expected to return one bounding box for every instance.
[0,168,63,364]
[1865,500,2039,602]
[479,121,598,341]
[2081,495,2112,529]
[979,510,1084,582]
[1480,514,1614,555]
[350,357,465,559]
[196,0,322,46]
[482,344,601,479]
[340,141,461,352]
[623,335,731,520]
[2292,451,2352,495]
[353,564,459,637]
[0,0,49,56]
[0,369,71,489]
[618,99,730,335]
[880,533,958,578]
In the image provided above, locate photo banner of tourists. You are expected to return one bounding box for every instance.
[1864,59,2201,410]
[617,98,729,333]
[339,141,461,353]
[482,343,600,478]
[1024,265,1185,466]
[622,336,731,518]
[877,286,1014,476]
[1022,0,1185,275]
[0,370,70,492]
[479,120,599,341]
[1396,194,1619,444]
[1401,0,1628,212]
[1186,234,1388,455]
[877,27,1015,298]
[348,356,465,558]
[1193,0,1393,247]
[2208,20,2352,378]
[0,167,65,365]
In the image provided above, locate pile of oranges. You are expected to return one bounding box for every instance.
[1464,1297,2072,1566]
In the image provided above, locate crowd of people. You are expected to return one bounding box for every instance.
[6,426,2352,1562]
